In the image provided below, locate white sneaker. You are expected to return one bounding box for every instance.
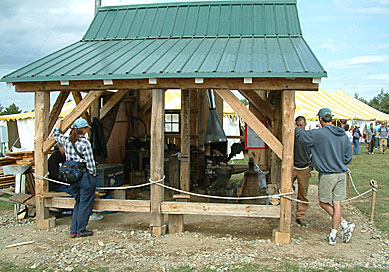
[89,212,104,221]
[342,222,355,243]
[325,234,336,245]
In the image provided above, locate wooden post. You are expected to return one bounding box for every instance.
[34,91,55,229]
[180,89,191,193]
[275,90,295,244]
[370,180,378,223]
[150,89,166,237]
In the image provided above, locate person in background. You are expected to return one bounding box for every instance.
[343,124,353,144]
[54,118,98,238]
[295,108,355,246]
[375,123,380,149]
[292,116,312,227]
[48,143,68,192]
[352,125,361,155]
[366,123,376,155]
[377,123,388,154]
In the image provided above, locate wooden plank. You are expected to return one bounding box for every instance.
[9,193,33,204]
[100,90,128,119]
[72,91,91,125]
[34,91,54,229]
[48,92,70,134]
[14,78,319,92]
[45,197,151,212]
[43,91,104,154]
[180,89,190,193]
[161,202,280,218]
[215,90,283,159]
[240,90,274,120]
[150,89,165,237]
[279,90,295,237]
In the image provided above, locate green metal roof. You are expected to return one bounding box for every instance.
[2,0,326,83]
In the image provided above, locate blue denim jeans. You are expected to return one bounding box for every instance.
[69,172,97,234]
[353,139,360,154]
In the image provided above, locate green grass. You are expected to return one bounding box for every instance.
[346,143,388,233]
[0,194,13,210]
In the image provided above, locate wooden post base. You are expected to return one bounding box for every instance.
[273,229,291,244]
[168,214,184,234]
[36,216,56,230]
[168,194,190,234]
[150,225,167,237]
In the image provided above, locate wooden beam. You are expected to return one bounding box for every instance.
[45,197,150,212]
[14,78,319,92]
[240,90,274,120]
[48,92,69,134]
[269,92,282,188]
[215,90,283,159]
[150,89,165,237]
[43,91,104,154]
[138,98,152,116]
[72,91,91,125]
[277,90,295,243]
[180,89,190,193]
[161,202,280,218]
[214,91,223,125]
[100,90,128,119]
[34,91,55,229]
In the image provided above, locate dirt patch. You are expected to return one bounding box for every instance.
[0,185,388,271]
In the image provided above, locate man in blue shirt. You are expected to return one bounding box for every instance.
[295,108,355,245]
[377,123,388,154]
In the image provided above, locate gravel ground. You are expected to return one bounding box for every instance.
[0,185,388,271]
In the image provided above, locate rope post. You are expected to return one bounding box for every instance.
[370,180,378,223]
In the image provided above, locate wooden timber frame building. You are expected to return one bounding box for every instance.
[1,0,326,243]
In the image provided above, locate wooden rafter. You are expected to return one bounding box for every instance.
[239,90,274,120]
[100,90,128,119]
[72,91,91,125]
[43,91,104,154]
[48,91,69,134]
[14,78,319,92]
[215,89,283,159]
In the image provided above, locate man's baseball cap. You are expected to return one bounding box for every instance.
[71,118,91,129]
[317,108,333,119]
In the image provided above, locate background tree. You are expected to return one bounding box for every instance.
[0,103,22,115]
[354,88,389,114]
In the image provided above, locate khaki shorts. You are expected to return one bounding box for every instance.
[318,173,347,204]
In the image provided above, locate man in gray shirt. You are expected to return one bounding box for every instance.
[292,116,311,227]
[295,108,355,245]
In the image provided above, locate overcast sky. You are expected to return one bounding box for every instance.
[0,0,388,111]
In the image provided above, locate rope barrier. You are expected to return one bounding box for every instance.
[347,169,361,195]
[33,174,163,190]
[283,188,373,205]
[34,171,377,203]
[155,182,294,200]
[33,173,294,200]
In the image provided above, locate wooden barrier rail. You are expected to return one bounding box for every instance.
[41,197,280,218]
[161,201,280,218]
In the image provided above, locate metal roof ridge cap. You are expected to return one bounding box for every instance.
[98,0,297,11]
[80,34,302,41]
